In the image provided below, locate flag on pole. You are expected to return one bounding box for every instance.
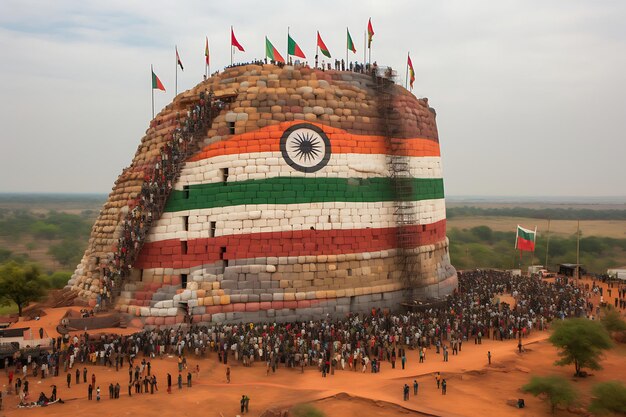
[176,47,184,71]
[515,225,537,252]
[265,37,285,63]
[152,69,165,91]
[367,18,374,48]
[288,34,306,58]
[407,54,415,90]
[205,37,210,65]
[231,27,245,52]
[317,31,331,58]
[347,28,356,53]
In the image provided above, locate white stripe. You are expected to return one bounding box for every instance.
[175,152,442,190]
[146,199,446,242]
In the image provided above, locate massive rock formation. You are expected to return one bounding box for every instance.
[68,63,456,325]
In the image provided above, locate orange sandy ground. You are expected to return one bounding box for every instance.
[3,281,625,417]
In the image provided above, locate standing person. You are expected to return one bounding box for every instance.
[487,351,492,365]
[92,374,96,388]
[66,372,71,388]
[75,368,80,384]
[167,373,172,393]
[403,384,410,401]
[413,380,419,396]
[96,386,100,402]
[187,372,192,388]
[442,379,447,395]
[240,395,246,414]
[401,350,407,370]
[83,367,88,383]
[88,384,93,400]
[436,372,441,389]
[226,366,231,383]
[244,394,250,413]
[177,373,182,389]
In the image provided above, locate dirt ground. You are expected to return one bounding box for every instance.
[2,280,626,417]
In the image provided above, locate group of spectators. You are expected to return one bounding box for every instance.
[3,269,613,409]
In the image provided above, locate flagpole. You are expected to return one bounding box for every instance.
[230,26,233,66]
[287,26,290,65]
[532,225,537,267]
[363,30,366,66]
[151,65,154,120]
[175,46,178,96]
[346,28,348,70]
[545,219,551,270]
[576,219,580,280]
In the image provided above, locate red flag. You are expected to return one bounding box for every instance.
[316,31,331,58]
[367,18,374,48]
[205,36,210,65]
[176,46,184,71]
[407,54,415,90]
[231,27,245,52]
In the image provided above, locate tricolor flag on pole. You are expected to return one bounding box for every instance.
[265,37,285,63]
[288,34,306,59]
[176,46,184,71]
[347,28,356,53]
[407,53,415,90]
[205,36,210,66]
[367,18,374,49]
[317,31,331,58]
[515,225,537,252]
[151,65,164,120]
[152,69,165,91]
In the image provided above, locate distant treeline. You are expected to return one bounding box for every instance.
[0,209,92,269]
[447,206,626,220]
[0,193,106,204]
[0,210,93,240]
[449,225,626,273]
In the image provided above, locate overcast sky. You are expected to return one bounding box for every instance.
[1,0,625,197]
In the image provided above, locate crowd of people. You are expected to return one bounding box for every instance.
[5,269,610,411]
[95,90,226,308]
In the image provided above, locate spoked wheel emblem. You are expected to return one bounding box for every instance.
[280,123,331,173]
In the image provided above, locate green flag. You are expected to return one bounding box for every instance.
[347,28,356,53]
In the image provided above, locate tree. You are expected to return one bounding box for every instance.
[0,261,48,316]
[47,271,72,289]
[549,318,612,376]
[48,239,84,267]
[589,381,626,415]
[522,375,578,414]
[600,306,626,333]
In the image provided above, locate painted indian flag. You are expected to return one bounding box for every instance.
[135,121,447,270]
[516,225,537,252]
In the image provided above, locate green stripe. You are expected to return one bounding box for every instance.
[518,227,535,241]
[165,177,444,213]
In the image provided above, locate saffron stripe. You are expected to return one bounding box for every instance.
[165,177,444,213]
[190,121,440,162]
[135,219,447,270]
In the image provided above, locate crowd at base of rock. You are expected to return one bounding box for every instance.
[6,269,624,410]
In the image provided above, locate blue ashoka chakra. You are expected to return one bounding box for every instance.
[280,123,331,173]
